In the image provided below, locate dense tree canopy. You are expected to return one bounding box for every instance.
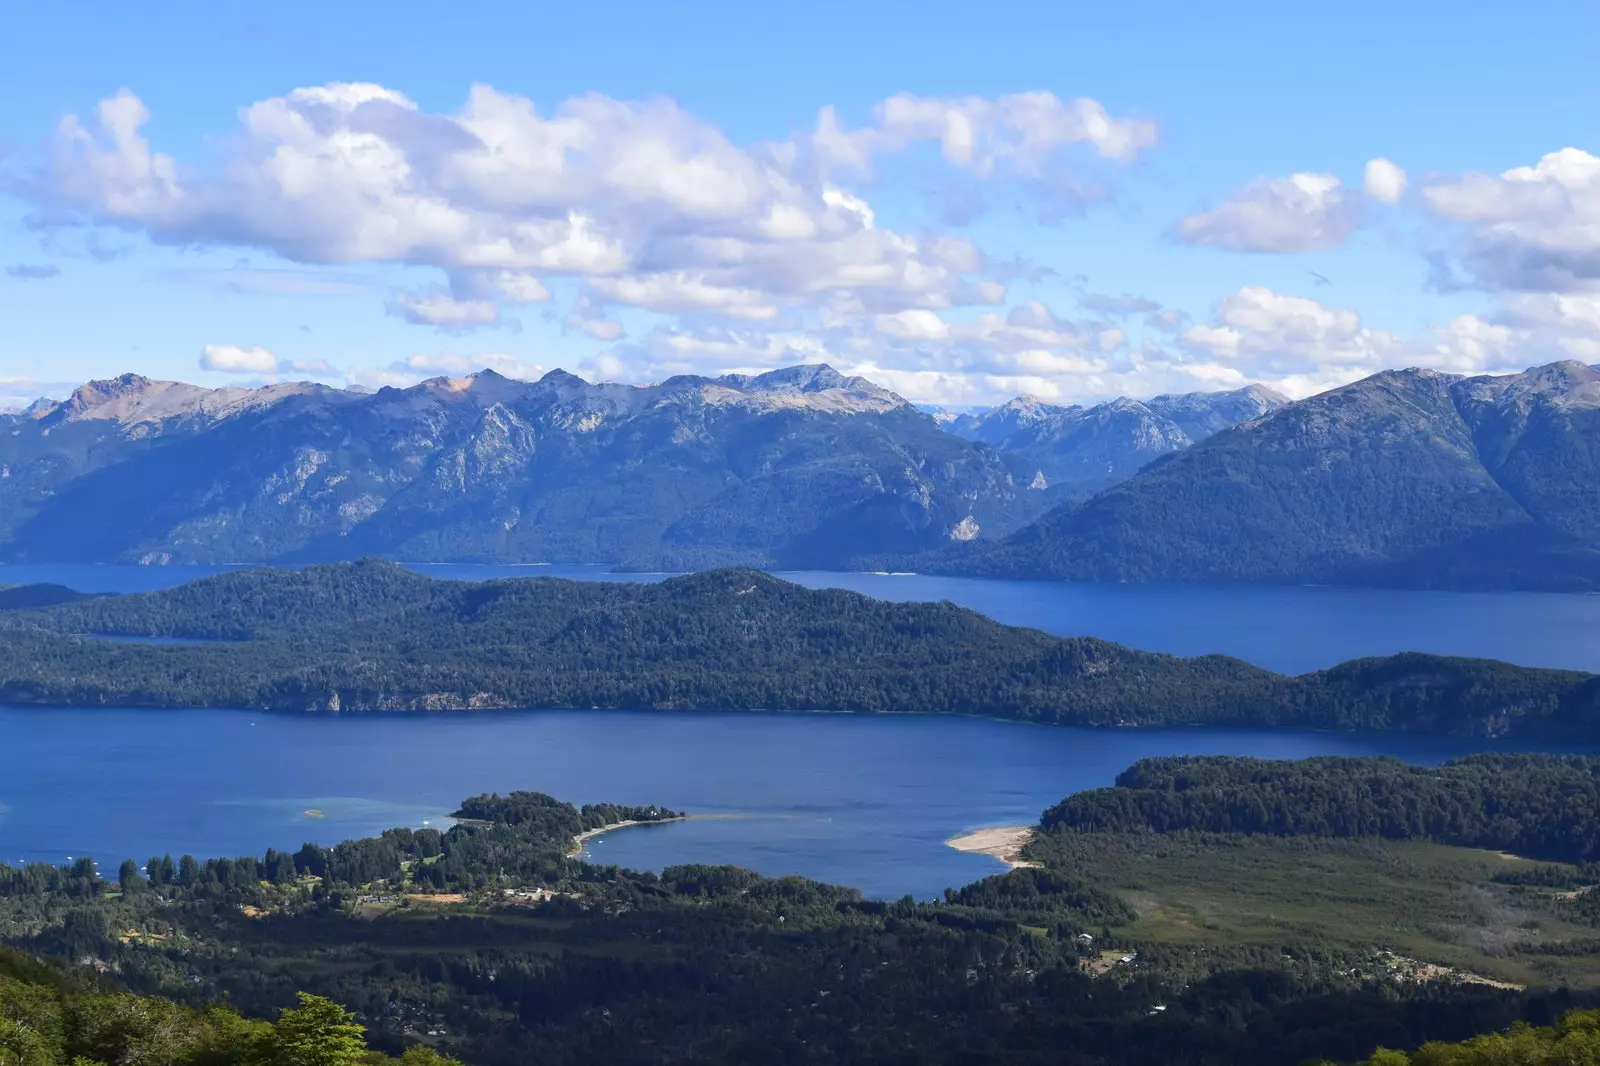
[1041,754,1600,864]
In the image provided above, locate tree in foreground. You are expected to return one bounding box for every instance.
[272,994,368,1066]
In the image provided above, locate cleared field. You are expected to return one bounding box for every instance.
[1034,831,1600,988]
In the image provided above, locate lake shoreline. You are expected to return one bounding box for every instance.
[568,816,690,859]
[946,826,1040,870]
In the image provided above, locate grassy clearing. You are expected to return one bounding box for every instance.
[1039,832,1600,987]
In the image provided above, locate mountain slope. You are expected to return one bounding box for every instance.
[0,365,1034,569]
[958,362,1600,590]
[947,385,1285,502]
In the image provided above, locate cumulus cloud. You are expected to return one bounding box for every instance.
[30,82,1153,339]
[6,263,61,280]
[813,91,1158,178]
[1174,285,1585,397]
[1421,147,1600,293]
[199,343,336,378]
[200,344,282,374]
[1363,157,1407,204]
[387,290,501,328]
[588,273,778,320]
[1175,173,1363,253]
[346,352,547,390]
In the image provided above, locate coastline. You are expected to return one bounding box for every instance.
[946,825,1039,869]
[568,816,689,859]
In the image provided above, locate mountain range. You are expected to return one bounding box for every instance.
[0,365,1267,570]
[952,360,1600,590]
[10,359,1597,588]
[943,385,1286,502]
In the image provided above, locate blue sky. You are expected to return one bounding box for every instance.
[3,0,1598,408]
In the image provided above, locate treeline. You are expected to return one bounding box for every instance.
[1041,754,1600,863]
[452,791,679,831]
[1345,1008,1600,1065]
[0,947,459,1065]
[1,562,1598,738]
[1,792,677,906]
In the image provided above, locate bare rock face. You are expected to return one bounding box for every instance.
[949,516,981,541]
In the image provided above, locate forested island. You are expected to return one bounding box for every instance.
[11,758,1600,1064]
[0,561,1597,738]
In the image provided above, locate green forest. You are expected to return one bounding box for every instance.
[1041,754,1600,862]
[0,562,1597,737]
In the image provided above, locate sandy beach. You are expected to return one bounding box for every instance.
[568,816,688,858]
[945,826,1040,869]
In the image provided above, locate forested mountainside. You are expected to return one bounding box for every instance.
[945,384,1285,503]
[2,562,1598,736]
[949,361,1600,590]
[9,773,1600,1065]
[0,365,1281,570]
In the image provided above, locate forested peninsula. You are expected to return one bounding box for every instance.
[1,561,1597,738]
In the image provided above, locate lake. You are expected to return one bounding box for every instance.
[0,706,1588,900]
[2,562,1599,674]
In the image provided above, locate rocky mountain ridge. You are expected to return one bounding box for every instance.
[0,364,1018,568]
[946,384,1287,500]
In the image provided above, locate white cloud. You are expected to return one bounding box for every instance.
[588,273,778,320]
[1175,173,1363,253]
[1363,157,1407,204]
[198,344,337,379]
[346,351,547,390]
[32,83,1152,338]
[872,309,950,340]
[200,344,281,374]
[1173,285,1590,398]
[1421,147,1600,292]
[815,92,1158,176]
[485,272,551,304]
[387,291,501,328]
[569,315,625,341]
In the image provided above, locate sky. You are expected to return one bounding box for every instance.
[2,0,1598,410]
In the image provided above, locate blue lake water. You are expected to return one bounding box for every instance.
[2,563,1599,674]
[4,564,1598,898]
[0,706,1590,900]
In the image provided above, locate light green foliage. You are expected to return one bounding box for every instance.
[272,995,367,1066]
[1361,1010,1600,1064]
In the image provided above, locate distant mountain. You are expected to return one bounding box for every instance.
[956,361,1600,590]
[0,364,1039,569]
[946,385,1285,501]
